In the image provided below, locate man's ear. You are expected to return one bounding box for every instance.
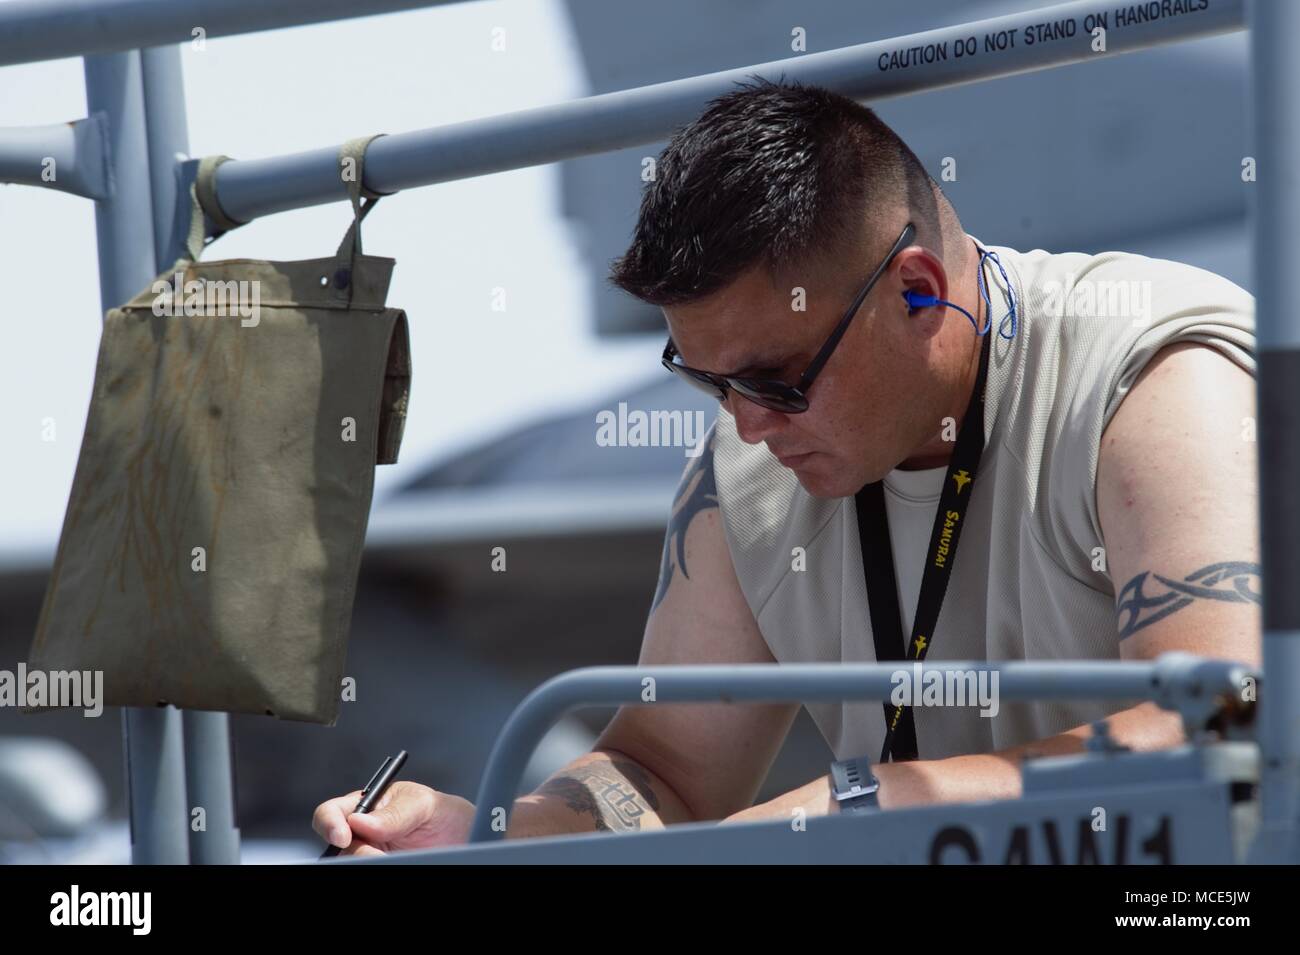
[894,246,948,307]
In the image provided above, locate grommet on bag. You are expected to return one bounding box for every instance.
[333,267,351,290]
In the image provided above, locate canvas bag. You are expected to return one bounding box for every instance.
[24,136,411,724]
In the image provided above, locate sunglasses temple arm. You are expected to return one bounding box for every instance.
[798,280,873,388]
[797,222,915,390]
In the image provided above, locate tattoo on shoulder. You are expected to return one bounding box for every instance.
[535,758,662,832]
[1115,560,1261,640]
[650,430,719,613]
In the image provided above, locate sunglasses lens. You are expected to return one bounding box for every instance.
[662,358,808,412]
[663,360,727,401]
[730,378,808,414]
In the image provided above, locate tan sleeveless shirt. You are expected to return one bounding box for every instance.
[711,238,1256,760]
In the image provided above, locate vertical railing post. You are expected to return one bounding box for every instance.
[139,42,243,865]
[85,48,191,864]
[1248,0,1300,863]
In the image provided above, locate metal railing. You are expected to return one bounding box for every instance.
[468,654,1252,842]
[2,0,1292,865]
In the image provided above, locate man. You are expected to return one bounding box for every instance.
[314,79,1259,854]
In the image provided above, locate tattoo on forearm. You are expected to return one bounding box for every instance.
[1116,561,1261,640]
[536,759,663,832]
[650,430,719,612]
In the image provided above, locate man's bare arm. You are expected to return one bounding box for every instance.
[722,698,1189,822]
[725,342,1261,821]
[504,426,799,837]
[504,748,686,837]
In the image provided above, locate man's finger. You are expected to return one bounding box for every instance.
[348,803,405,842]
[312,791,363,847]
[341,840,386,858]
[347,782,423,842]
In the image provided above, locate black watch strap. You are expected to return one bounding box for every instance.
[829,756,880,813]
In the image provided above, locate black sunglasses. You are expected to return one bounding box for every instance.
[662,222,916,414]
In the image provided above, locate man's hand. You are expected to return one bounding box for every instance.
[307,428,803,850]
[312,781,476,856]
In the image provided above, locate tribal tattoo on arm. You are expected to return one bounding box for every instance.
[650,430,719,613]
[1115,561,1262,640]
[534,757,664,832]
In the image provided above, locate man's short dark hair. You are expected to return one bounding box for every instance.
[609,77,945,307]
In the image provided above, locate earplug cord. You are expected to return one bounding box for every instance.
[901,244,1018,339]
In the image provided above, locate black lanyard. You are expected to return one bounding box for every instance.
[854,328,992,763]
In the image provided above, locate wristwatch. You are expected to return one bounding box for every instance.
[829,756,881,814]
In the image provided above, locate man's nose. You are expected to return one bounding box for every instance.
[727,392,786,445]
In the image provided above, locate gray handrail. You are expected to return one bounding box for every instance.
[6,0,1238,224]
[469,653,1252,842]
[0,0,466,68]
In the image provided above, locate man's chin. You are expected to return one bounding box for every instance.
[790,464,856,500]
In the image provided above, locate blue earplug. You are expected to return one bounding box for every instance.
[902,290,940,310]
[900,247,1019,339]
[901,289,986,336]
